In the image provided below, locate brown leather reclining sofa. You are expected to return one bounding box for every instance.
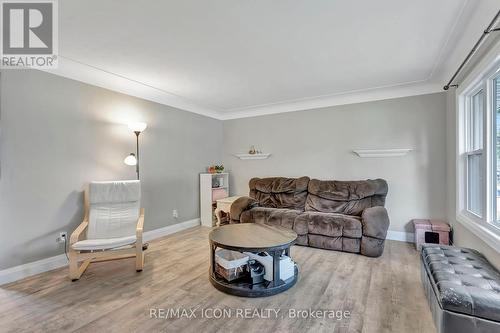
[230,177,390,257]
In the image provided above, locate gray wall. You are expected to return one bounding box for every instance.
[0,70,223,270]
[223,93,448,234]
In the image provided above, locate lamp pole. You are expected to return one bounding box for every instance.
[125,122,147,179]
[135,131,140,180]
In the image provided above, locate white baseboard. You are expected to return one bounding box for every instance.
[143,218,201,242]
[386,230,415,243]
[0,218,201,286]
[0,254,68,287]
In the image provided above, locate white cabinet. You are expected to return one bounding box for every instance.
[200,173,229,227]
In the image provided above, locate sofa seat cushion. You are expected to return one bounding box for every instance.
[298,211,362,238]
[422,244,500,323]
[240,207,304,234]
[308,234,360,253]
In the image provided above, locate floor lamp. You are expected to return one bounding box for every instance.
[124,122,147,179]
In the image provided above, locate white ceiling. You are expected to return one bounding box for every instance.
[45,0,499,119]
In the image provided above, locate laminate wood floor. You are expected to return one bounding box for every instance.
[0,226,436,333]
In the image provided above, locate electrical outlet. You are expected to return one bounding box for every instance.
[172,209,179,218]
[56,231,67,243]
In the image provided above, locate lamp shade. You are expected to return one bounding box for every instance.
[124,153,137,166]
[128,122,147,133]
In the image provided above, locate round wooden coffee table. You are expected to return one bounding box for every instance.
[209,223,298,297]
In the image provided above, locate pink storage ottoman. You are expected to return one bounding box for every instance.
[412,219,450,251]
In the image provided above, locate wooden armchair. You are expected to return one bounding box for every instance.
[68,180,145,281]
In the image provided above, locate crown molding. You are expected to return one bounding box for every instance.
[39,56,444,121]
[219,81,443,120]
[40,56,222,119]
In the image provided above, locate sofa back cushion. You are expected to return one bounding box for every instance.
[305,179,388,216]
[249,177,310,210]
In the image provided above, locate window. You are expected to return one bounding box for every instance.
[460,66,500,231]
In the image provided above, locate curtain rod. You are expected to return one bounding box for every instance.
[443,9,500,90]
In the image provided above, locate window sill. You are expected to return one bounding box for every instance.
[456,213,500,253]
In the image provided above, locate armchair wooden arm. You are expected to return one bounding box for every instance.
[136,208,145,235]
[70,220,88,245]
[135,208,145,271]
[70,187,90,245]
[68,219,88,281]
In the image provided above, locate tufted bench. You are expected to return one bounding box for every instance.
[421,244,500,333]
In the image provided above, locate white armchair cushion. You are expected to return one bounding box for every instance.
[72,235,137,251]
[87,180,141,239]
[89,180,141,204]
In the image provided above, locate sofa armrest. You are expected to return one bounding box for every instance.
[361,206,390,239]
[230,196,258,222]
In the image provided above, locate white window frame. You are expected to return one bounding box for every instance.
[456,41,500,253]
[464,86,485,218]
[492,77,500,225]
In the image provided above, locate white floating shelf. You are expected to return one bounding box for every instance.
[353,149,412,158]
[234,153,271,160]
